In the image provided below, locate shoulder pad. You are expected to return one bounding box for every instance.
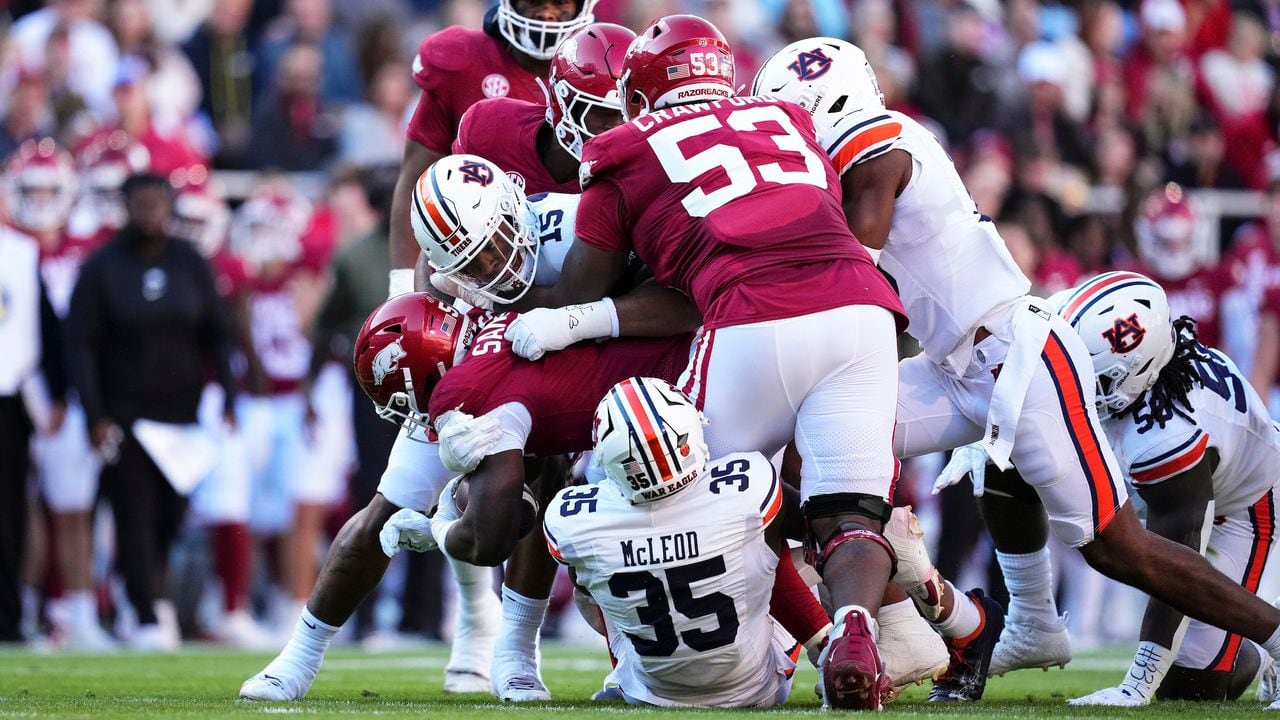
[416,27,490,78]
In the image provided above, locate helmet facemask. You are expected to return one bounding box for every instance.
[498,0,597,60]
[551,77,622,159]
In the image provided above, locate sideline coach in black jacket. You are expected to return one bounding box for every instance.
[67,173,236,647]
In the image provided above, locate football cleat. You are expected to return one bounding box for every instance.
[239,666,313,701]
[988,613,1071,676]
[492,662,552,702]
[443,591,502,693]
[1260,648,1277,703]
[878,602,949,687]
[929,589,1005,702]
[819,605,892,710]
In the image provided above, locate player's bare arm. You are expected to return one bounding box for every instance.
[443,449,530,566]
[840,148,913,252]
[1133,454,1216,650]
[512,240,627,311]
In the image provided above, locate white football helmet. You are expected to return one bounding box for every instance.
[171,183,230,257]
[1057,271,1177,417]
[752,37,885,136]
[498,0,598,61]
[228,181,311,269]
[411,154,538,304]
[592,377,709,505]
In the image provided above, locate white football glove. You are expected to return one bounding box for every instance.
[379,508,436,557]
[1067,641,1172,707]
[429,273,493,310]
[932,442,990,496]
[505,299,618,361]
[435,410,503,473]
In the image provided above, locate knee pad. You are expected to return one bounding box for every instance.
[802,493,896,577]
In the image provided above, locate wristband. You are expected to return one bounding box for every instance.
[429,516,459,560]
[566,298,619,342]
[389,268,416,298]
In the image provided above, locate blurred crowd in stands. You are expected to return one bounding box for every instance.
[2,0,1280,652]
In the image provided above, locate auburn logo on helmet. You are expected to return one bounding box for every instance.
[458,161,495,186]
[787,48,833,81]
[371,338,407,386]
[1102,313,1146,354]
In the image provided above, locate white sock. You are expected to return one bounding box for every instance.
[267,608,339,678]
[878,598,916,624]
[1263,623,1280,664]
[997,548,1058,624]
[495,585,549,664]
[67,591,96,629]
[449,557,496,620]
[933,583,982,641]
[20,586,39,638]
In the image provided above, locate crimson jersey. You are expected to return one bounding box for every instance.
[428,313,692,457]
[408,26,545,155]
[453,97,579,195]
[39,229,112,317]
[576,96,904,330]
[1137,263,1231,348]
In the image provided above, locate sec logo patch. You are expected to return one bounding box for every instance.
[481,73,510,98]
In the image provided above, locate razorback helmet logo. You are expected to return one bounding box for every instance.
[787,48,833,81]
[458,161,495,186]
[1102,313,1146,354]
[371,338,407,386]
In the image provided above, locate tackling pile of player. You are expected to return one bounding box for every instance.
[242,0,1280,710]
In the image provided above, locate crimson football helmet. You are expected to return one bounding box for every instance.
[618,15,735,121]
[498,0,598,61]
[74,131,151,232]
[229,180,311,270]
[546,22,634,159]
[1135,184,1201,281]
[171,179,230,258]
[353,293,476,438]
[2,138,77,233]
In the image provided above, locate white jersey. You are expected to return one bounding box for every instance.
[1102,346,1280,516]
[543,452,793,707]
[819,108,1030,374]
[528,191,579,287]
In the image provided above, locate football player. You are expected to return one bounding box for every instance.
[1054,274,1275,706]
[3,139,113,650]
[450,22,632,195]
[756,37,1280,702]
[386,0,597,297]
[541,377,803,707]
[1131,186,1231,348]
[503,17,906,709]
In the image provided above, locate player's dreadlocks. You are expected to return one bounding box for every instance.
[1114,315,1213,429]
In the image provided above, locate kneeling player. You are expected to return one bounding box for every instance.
[543,377,801,707]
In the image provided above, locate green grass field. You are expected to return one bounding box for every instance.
[0,644,1268,718]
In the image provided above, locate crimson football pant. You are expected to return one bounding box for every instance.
[102,431,188,626]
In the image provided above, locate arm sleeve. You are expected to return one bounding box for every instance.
[37,278,67,403]
[66,260,107,425]
[485,401,534,454]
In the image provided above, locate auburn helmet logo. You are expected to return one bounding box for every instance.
[1102,313,1146,354]
[458,161,494,186]
[787,48,833,81]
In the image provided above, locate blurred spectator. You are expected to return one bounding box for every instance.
[1124,0,1197,153]
[1199,10,1274,120]
[248,43,338,170]
[147,0,217,44]
[254,0,362,106]
[914,2,1004,145]
[852,0,916,102]
[96,58,207,176]
[761,0,848,44]
[0,69,56,160]
[106,0,203,130]
[1080,0,1124,83]
[9,0,121,119]
[66,172,236,650]
[181,0,256,168]
[338,61,410,166]
[1006,42,1091,171]
[0,216,66,644]
[1092,125,1138,190]
[353,13,406,90]
[1166,112,1246,189]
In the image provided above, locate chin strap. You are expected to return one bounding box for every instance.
[805,527,898,579]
